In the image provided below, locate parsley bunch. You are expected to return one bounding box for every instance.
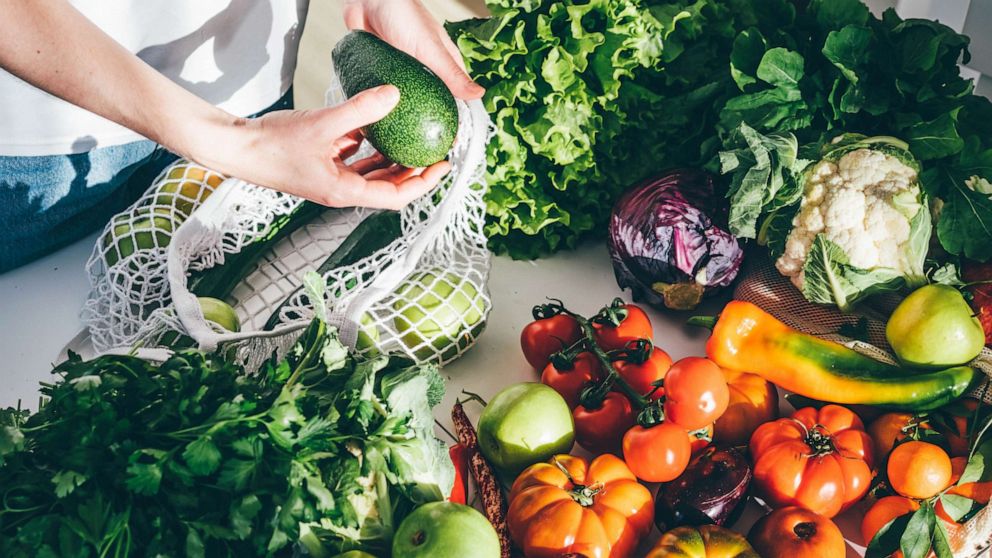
[0,320,451,558]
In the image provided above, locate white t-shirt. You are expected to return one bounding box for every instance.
[0,0,310,156]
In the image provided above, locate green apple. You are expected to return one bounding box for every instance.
[393,271,485,361]
[477,382,574,477]
[197,297,241,332]
[101,207,175,266]
[392,502,500,558]
[887,284,985,368]
[330,552,377,558]
[355,312,380,355]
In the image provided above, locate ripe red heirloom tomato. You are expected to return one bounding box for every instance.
[593,303,653,351]
[750,405,874,518]
[623,422,692,483]
[573,391,636,455]
[521,313,582,369]
[541,352,602,409]
[662,357,730,430]
[615,344,672,399]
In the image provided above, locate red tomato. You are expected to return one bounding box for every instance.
[520,314,582,369]
[574,391,636,455]
[541,352,602,409]
[662,357,730,430]
[615,346,672,399]
[623,422,692,482]
[593,303,652,351]
[750,405,875,518]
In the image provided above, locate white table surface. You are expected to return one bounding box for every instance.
[0,236,863,556]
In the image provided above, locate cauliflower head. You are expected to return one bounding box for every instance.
[772,136,931,310]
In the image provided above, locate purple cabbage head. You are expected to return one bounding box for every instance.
[608,169,744,311]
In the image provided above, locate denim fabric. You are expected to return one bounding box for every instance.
[0,88,293,273]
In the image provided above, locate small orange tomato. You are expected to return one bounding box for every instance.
[623,423,692,483]
[868,412,928,463]
[887,440,952,500]
[861,496,919,550]
[507,454,654,558]
[748,507,846,558]
[750,405,874,518]
[662,357,730,430]
[713,369,778,446]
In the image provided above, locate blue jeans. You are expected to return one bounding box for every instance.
[0,88,293,273]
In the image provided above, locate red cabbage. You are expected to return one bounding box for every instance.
[608,169,743,310]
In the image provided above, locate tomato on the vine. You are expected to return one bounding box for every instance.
[593,303,652,351]
[541,352,601,409]
[574,391,636,455]
[662,357,729,430]
[521,313,582,369]
[623,422,691,483]
[615,344,672,399]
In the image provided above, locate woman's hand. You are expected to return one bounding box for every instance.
[0,0,469,210]
[343,0,485,100]
[200,84,450,210]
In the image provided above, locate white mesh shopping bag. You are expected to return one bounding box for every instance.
[82,65,494,370]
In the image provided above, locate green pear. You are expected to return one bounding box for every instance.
[886,284,985,368]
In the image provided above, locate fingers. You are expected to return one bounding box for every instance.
[327,84,401,133]
[340,160,450,210]
[348,152,392,175]
[415,35,485,100]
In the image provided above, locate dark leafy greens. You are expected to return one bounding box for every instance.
[715,0,992,261]
[0,320,451,558]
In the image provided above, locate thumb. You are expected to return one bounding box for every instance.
[328,84,401,133]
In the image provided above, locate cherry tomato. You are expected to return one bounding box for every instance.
[662,357,730,430]
[593,303,652,351]
[540,352,602,409]
[615,346,672,399]
[623,422,692,483]
[521,314,582,369]
[574,391,636,455]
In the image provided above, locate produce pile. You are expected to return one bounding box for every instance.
[0,318,457,557]
[506,296,991,558]
[448,0,992,274]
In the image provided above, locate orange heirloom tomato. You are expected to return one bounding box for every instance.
[647,525,760,558]
[750,405,874,518]
[748,507,845,558]
[507,454,654,558]
[713,369,778,446]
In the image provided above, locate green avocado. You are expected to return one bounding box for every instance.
[332,31,458,168]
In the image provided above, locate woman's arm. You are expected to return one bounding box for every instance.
[0,0,480,210]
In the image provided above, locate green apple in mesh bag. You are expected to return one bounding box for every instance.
[101,207,175,266]
[392,271,484,360]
